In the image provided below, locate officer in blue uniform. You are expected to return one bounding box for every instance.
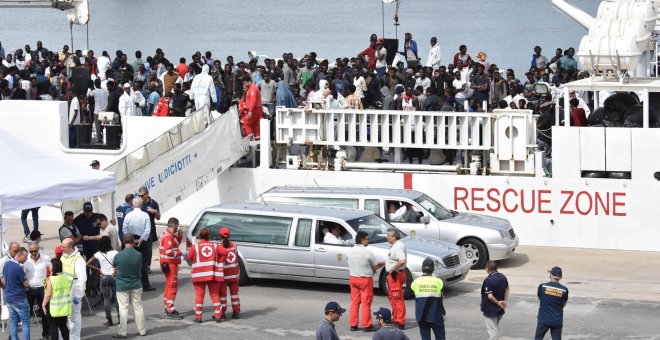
[115,193,134,246]
[535,266,569,340]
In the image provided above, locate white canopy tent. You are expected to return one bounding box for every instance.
[0,126,115,254]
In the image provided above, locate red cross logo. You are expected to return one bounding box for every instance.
[201,245,213,258]
[227,252,237,264]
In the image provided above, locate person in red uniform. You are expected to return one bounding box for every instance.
[218,227,241,319]
[159,217,184,319]
[240,78,262,140]
[186,228,225,323]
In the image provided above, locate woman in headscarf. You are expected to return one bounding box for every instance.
[275,80,297,108]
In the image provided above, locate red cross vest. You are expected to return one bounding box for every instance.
[159,229,182,265]
[219,241,239,282]
[189,240,223,283]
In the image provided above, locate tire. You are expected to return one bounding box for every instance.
[238,257,249,286]
[459,238,488,270]
[379,269,415,300]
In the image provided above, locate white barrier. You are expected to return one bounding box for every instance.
[275,108,493,151]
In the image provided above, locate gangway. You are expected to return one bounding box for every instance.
[65,106,249,216]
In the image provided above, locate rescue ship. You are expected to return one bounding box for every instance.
[0,0,659,254]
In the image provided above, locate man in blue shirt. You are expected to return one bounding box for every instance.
[138,187,160,275]
[535,267,569,340]
[2,247,30,340]
[480,261,509,340]
[115,193,135,245]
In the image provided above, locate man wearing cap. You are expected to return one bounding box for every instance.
[535,267,569,340]
[73,202,100,260]
[411,258,445,340]
[118,82,145,117]
[316,301,346,340]
[481,261,509,340]
[385,227,407,329]
[372,307,409,340]
[90,160,100,170]
[375,38,388,78]
[218,227,240,319]
[347,231,384,332]
[426,37,441,70]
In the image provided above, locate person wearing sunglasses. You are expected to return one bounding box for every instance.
[25,241,51,339]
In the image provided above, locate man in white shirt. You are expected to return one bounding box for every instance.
[122,197,155,290]
[388,202,412,222]
[25,241,51,339]
[346,231,384,331]
[426,37,441,70]
[375,38,388,78]
[385,228,407,329]
[68,91,83,148]
[118,82,146,117]
[83,213,120,251]
[88,78,109,143]
[323,224,350,246]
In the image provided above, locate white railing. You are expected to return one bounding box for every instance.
[275,108,493,151]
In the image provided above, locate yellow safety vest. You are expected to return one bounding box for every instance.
[48,275,73,317]
[61,252,83,284]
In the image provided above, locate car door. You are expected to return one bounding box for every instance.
[314,219,353,280]
[269,218,315,278]
[386,198,438,239]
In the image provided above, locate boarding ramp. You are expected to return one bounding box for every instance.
[66,106,248,216]
[274,107,537,175]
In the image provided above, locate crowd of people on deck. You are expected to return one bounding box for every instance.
[0,35,592,144]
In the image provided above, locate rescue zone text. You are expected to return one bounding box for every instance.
[454,187,626,216]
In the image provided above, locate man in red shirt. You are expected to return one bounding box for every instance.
[569,98,588,126]
[358,35,377,70]
[175,58,189,80]
[159,217,184,319]
[241,78,263,140]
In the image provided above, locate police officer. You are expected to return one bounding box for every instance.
[186,228,225,323]
[410,258,446,340]
[385,227,407,329]
[218,227,240,319]
[535,267,569,340]
[115,194,134,245]
[159,217,185,319]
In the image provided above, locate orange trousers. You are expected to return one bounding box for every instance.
[219,281,240,313]
[193,281,221,320]
[240,114,260,140]
[163,264,179,313]
[349,276,374,328]
[387,273,406,325]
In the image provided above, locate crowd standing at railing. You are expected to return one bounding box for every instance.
[0,36,593,145]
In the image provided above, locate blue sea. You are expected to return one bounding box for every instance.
[0,0,599,74]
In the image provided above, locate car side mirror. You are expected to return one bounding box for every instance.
[420,215,431,224]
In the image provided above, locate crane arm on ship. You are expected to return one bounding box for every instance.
[0,0,89,25]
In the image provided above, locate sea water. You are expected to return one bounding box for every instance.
[0,0,599,74]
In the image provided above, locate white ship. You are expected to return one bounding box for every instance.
[1,0,659,254]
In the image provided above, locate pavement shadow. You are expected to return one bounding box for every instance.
[251,279,347,295]
[497,252,530,269]
[236,306,277,319]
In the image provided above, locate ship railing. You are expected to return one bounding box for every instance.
[275,107,493,151]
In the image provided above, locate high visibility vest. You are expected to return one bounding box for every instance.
[159,229,182,265]
[219,241,239,282]
[410,275,445,323]
[190,241,220,283]
[48,275,73,317]
[61,252,83,285]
